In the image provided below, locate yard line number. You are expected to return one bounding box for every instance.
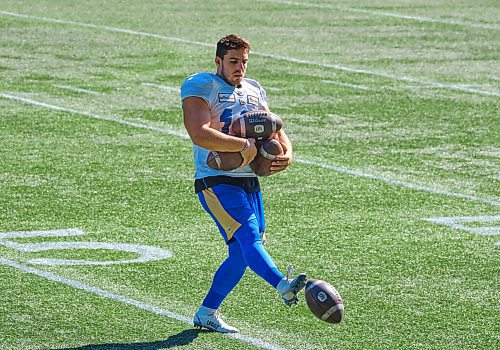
[0,228,172,265]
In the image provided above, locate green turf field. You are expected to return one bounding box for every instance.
[0,1,498,349]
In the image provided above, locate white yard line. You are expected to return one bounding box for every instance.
[1,92,498,208]
[423,216,500,236]
[406,84,494,89]
[53,84,99,95]
[295,159,500,207]
[1,10,499,98]
[0,11,213,47]
[255,51,500,97]
[321,80,370,90]
[0,258,288,350]
[261,0,500,31]
[0,93,188,139]
[264,86,281,92]
[142,83,179,92]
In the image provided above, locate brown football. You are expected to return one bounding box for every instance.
[305,279,344,324]
[206,151,243,171]
[250,138,284,177]
[230,110,283,141]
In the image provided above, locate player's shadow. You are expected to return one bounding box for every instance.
[58,328,204,349]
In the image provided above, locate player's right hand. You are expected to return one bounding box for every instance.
[239,138,257,167]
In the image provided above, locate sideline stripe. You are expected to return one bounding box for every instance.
[142,83,180,92]
[262,0,500,31]
[0,11,213,47]
[54,84,100,95]
[423,216,500,236]
[0,258,287,350]
[1,10,499,98]
[321,80,370,90]
[0,93,188,139]
[295,159,500,207]
[255,52,500,97]
[1,92,499,207]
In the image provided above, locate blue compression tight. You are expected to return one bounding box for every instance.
[202,219,284,309]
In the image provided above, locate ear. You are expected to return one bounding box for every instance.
[215,56,222,68]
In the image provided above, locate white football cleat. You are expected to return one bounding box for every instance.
[193,306,239,333]
[277,266,307,306]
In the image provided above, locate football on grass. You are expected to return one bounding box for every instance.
[305,279,344,324]
[250,138,284,177]
[206,151,243,171]
[230,110,283,140]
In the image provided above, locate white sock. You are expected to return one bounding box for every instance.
[197,306,217,315]
[276,278,289,296]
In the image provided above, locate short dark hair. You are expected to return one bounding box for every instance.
[216,34,251,59]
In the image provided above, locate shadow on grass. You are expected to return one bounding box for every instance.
[58,328,204,349]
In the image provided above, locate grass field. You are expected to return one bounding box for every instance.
[0,1,499,349]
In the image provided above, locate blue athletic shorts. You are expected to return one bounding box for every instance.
[198,184,265,244]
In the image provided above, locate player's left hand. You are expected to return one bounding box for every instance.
[270,145,292,174]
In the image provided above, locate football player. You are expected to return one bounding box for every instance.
[181,34,306,333]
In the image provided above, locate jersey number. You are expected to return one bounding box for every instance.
[220,108,248,134]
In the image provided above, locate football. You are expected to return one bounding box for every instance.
[250,138,284,177]
[230,110,283,140]
[206,151,243,171]
[305,279,344,324]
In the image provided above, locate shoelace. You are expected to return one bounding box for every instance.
[286,264,294,282]
[209,310,223,321]
[283,265,299,306]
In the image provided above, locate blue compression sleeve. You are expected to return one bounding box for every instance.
[202,240,247,309]
[234,219,284,288]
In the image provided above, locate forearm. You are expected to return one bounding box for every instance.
[191,125,248,152]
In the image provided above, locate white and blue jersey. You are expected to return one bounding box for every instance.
[181,73,269,179]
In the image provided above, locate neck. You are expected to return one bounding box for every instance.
[217,71,243,88]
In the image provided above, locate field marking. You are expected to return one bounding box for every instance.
[0,228,173,265]
[0,258,288,350]
[321,80,370,90]
[0,227,84,239]
[406,83,495,89]
[1,92,499,208]
[142,83,180,92]
[261,0,500,31]
[0,11,213,47]
[423,216,500,236]
[1,240,173,266]
[53,84,99,95]
[0,92,188,139]
[295,159,500,207]
[264,86,281,92]
[1,11,499,98]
